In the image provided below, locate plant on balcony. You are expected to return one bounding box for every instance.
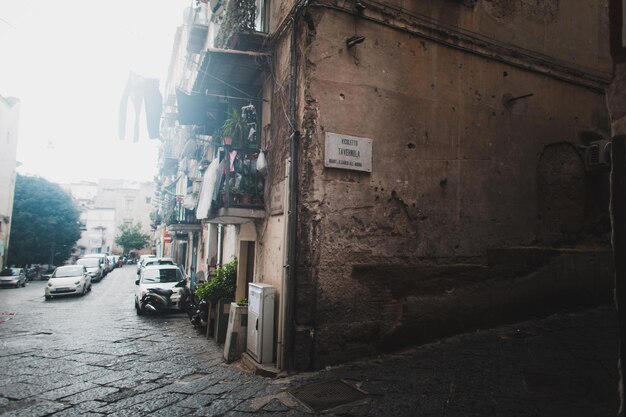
[219,109,247,148]
[214,0,257,48]
[240,175,255,205]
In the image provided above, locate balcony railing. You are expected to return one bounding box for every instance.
[205,147,266,224]
[167,205,202,232]
[218,147,264,209]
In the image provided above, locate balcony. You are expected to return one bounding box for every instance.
[167,205,202,232]
[187,5,209,53]
[214,0,267,50]
[206,147,266,225]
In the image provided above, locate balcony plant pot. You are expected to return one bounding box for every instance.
[222,135,233,146]
[219,109,247,148]
[241,193,252,206]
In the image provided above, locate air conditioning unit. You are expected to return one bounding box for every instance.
[585,140,611,171]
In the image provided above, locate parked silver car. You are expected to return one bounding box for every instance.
[76,257,104,282]
[0,268,27,288]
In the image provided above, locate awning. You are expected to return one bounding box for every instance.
[176,48,269,132]
[193,48,269,109]
[176,88,208,126]
[194,48,269,92]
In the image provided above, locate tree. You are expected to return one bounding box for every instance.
[114,223,151,254]
[8,175,81,266]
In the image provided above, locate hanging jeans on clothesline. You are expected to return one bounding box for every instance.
[143,78,162,139]
[118,72,163,141]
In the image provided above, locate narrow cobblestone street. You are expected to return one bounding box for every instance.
[0,265,620,416]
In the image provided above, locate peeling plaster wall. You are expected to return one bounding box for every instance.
[378,0,610,74]
[290,4,612,368]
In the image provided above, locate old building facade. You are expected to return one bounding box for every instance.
[156,0,613,371]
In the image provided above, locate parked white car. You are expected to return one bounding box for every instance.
[136,254,156,273]
[134,265,185,313]
[136,257,176,275]
[45,265,92,300]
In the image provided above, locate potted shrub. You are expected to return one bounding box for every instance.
[195,258,237,303]
[195,258,238,343]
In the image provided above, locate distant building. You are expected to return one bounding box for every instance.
[64,180,155,255]
[75,208,115,255]
[0,95,21,269]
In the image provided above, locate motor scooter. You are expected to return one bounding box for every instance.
[137,279,186,315]
[178,282,208,326]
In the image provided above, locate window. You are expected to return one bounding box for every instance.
[125,199,134,211]
[145,197,151,204]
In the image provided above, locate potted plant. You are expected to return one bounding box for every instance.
[195,258,238,343]
[240,175,255,205]
[220,178,240,205]
[219,109,247,148]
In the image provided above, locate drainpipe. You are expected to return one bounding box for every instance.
[283,14,300,372]
[217,224,223,268]
[611,135,626,416]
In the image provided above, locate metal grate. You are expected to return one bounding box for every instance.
[289,379,368,412]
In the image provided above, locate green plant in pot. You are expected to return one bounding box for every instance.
[240,175,255,205]
[220,109,247,148]
[195,258,237,303]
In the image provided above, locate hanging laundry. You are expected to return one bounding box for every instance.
[143,78,163,139]
[118,72,163,141]
[229,150,238,172]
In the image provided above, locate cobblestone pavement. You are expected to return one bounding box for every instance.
[0,266,620,416]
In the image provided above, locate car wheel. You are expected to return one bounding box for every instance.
[21,281,26,287]
[45,295,52,300]
[135,301,143,315]
[81,285,87,296]
[88,284,92,292]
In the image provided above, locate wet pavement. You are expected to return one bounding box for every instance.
[0,265,620,416]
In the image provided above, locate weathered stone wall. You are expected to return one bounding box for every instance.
[292,2,612,369]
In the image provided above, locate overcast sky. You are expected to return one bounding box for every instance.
[0,0,191,184]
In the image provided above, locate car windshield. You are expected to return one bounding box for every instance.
[142,268,183,283]
[77,258,99,268]
[52,267,83,278]
[0,268,18,276]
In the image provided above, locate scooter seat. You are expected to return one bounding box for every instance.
[148,288,173,297]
